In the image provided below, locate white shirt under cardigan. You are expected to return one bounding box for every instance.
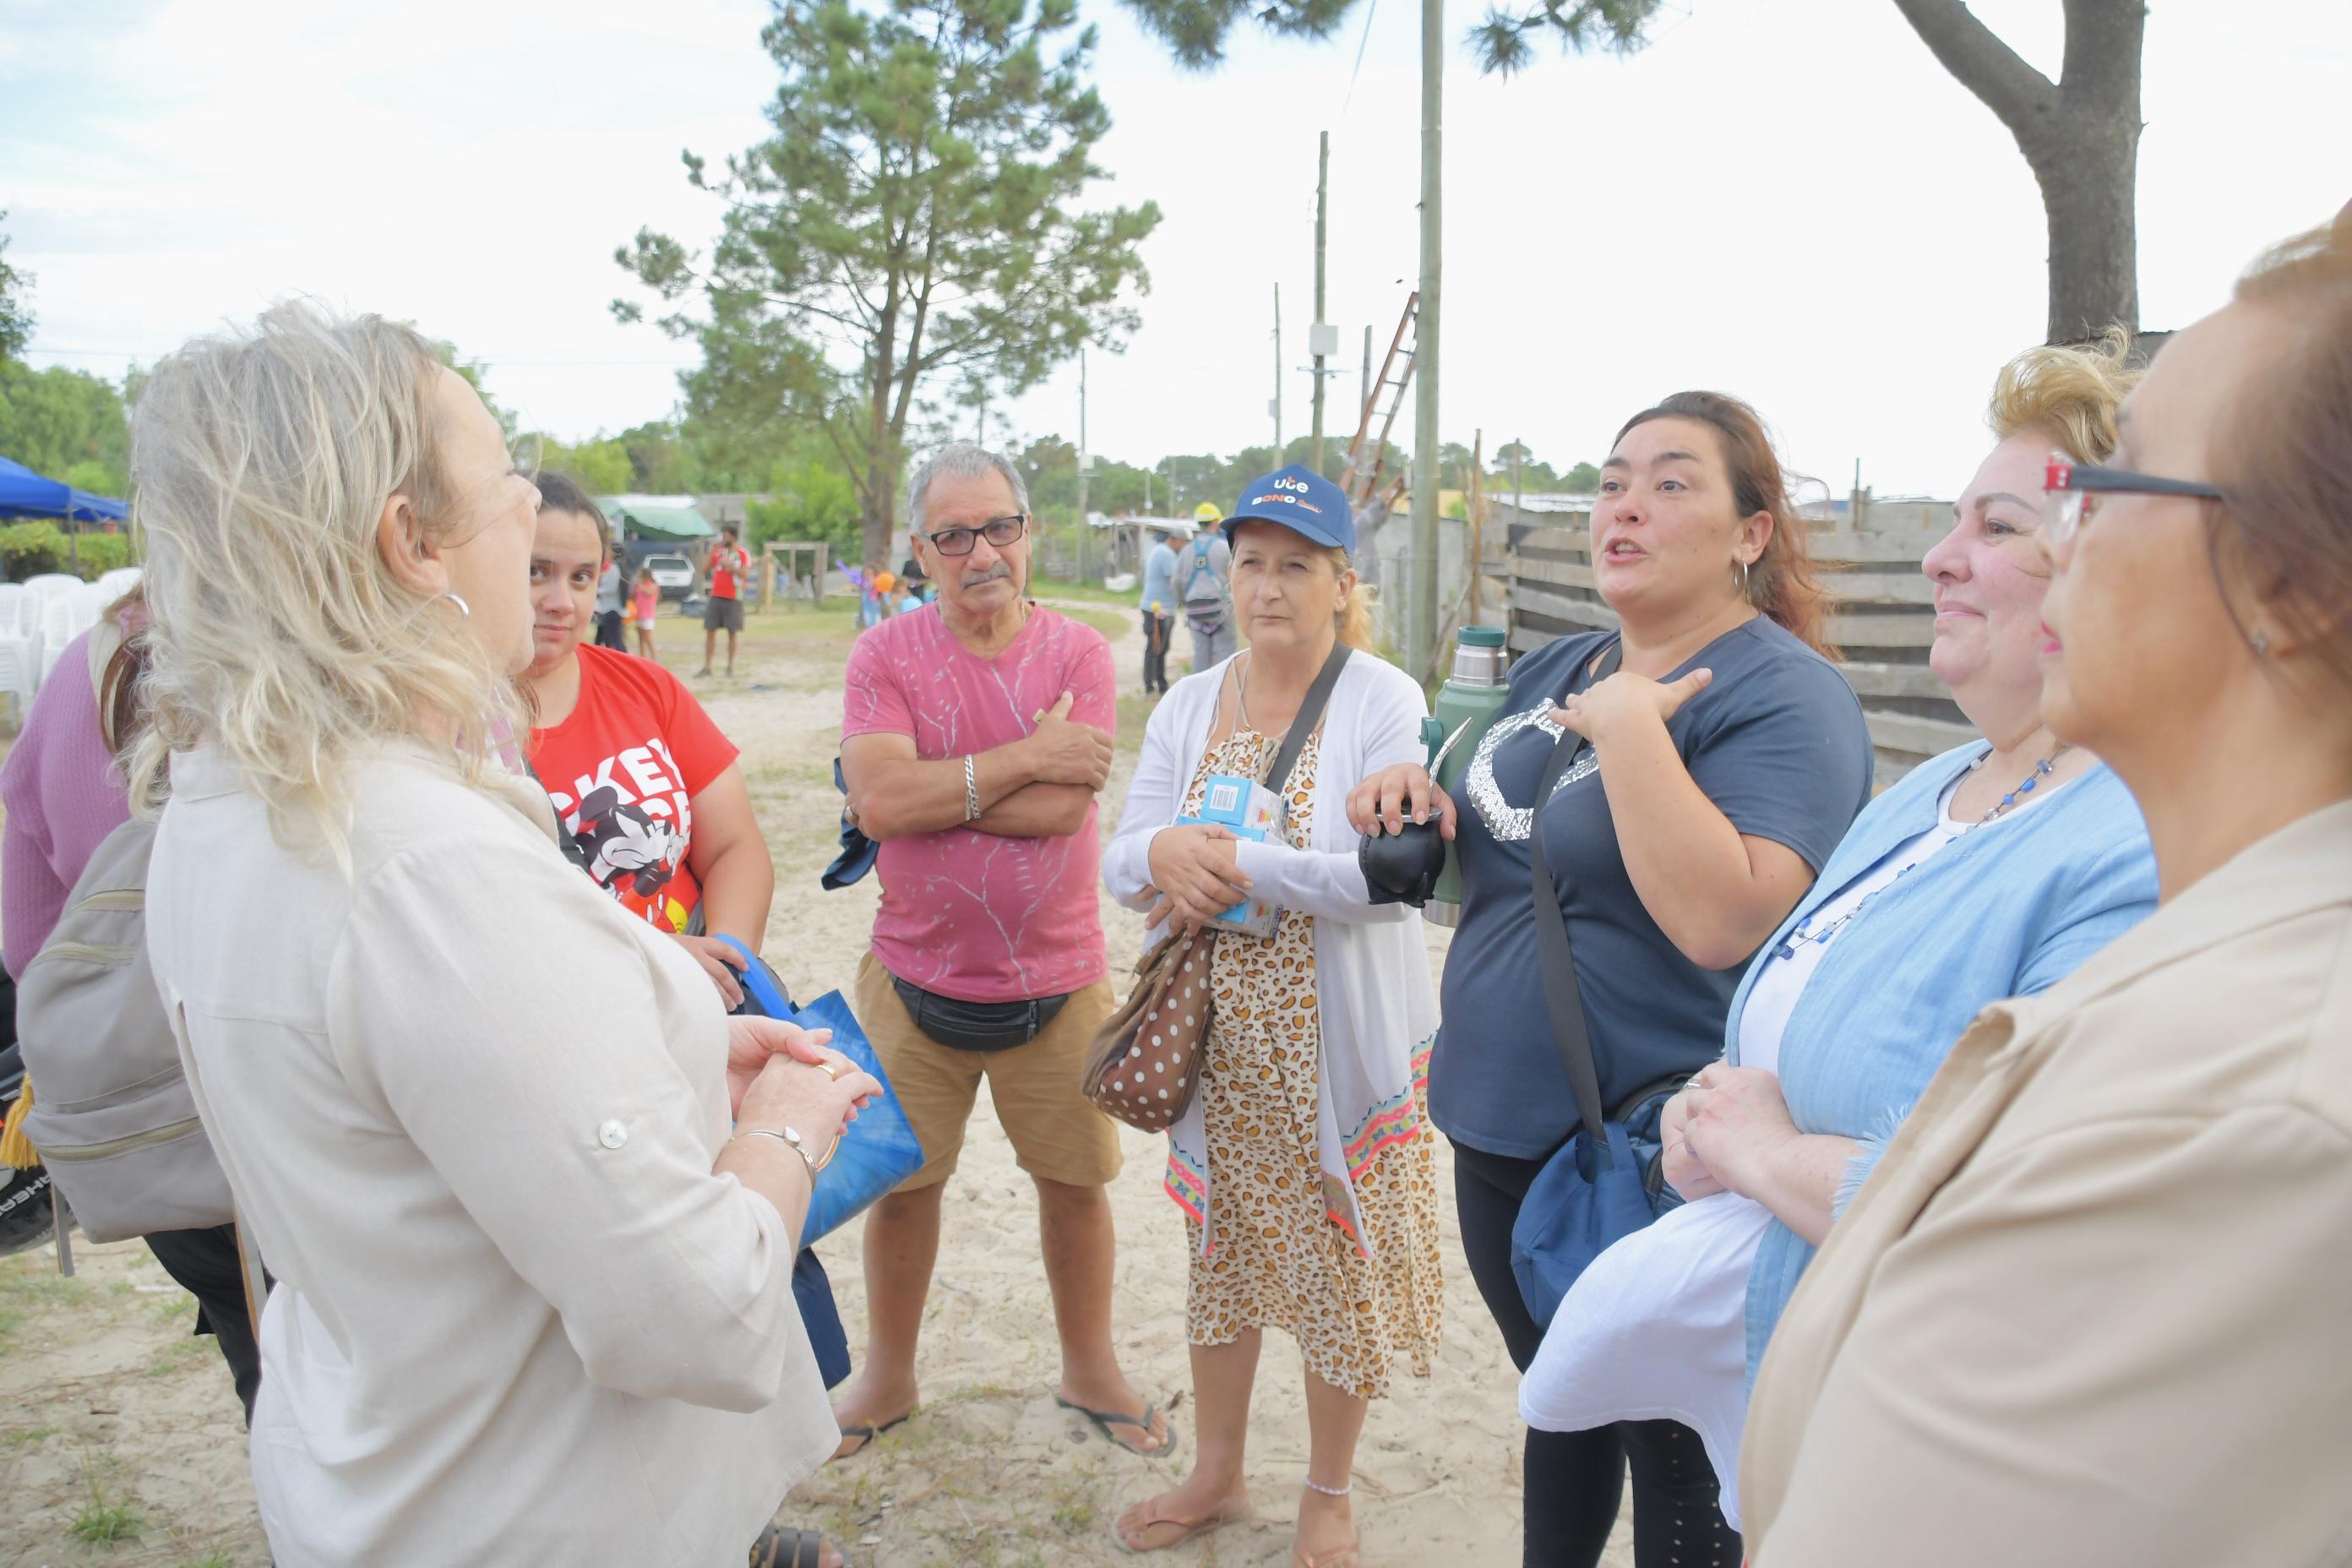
[146,743,837,1568]
[1102,649,1441,1257]
[1519,774,2069,1532]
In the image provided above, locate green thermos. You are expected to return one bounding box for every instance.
[1420,625,1511,927]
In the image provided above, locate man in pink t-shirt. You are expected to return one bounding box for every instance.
[836,443,1172,1464]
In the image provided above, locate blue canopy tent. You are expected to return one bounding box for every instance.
[0,455,128,524]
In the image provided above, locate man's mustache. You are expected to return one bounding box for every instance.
[962,561,1015,585]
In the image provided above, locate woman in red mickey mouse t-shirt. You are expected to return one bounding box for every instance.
[523,472,776,1007]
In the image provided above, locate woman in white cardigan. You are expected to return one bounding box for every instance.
[1104,466,1441,1568]
[129,304,879,1568]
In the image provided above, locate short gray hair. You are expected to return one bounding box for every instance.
[906,442,1029,535]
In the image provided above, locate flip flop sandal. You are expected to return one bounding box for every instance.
[1292,1544,1361,1568]
[750,1524,851,1568]
[1056,1396,1175,1458]
[1112,1496,1250,1554]
[831,1411,912,1458]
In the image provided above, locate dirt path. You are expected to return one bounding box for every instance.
[0,602,1633,1567]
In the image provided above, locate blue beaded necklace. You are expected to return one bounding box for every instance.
[1773,744,2072,962]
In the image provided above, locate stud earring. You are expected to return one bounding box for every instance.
[2250,629,2271,656]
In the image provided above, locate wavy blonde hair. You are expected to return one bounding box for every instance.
[1326,546,1375,651]
[128,300,526,862]
[1986,327,2139,461]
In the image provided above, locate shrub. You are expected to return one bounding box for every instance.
[68,531,133,579]
[0,520,68,578]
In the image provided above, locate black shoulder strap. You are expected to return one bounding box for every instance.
[1261,641,1353,821]
[1527,636,1622,1154]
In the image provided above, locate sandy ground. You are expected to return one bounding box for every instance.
[0,599,1633,1567]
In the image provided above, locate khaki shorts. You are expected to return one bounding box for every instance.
[856,951,1122,1192]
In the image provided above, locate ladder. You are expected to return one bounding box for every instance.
[1339,292,1419,536]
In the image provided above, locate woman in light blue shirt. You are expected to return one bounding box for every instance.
[1521,337,2160,1532]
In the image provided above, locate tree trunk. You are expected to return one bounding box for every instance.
[1890,0,2146,345]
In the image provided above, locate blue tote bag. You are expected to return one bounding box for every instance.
[714,939,925,1247]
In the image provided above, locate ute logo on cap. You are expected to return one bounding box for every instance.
[1274,476,1311,493]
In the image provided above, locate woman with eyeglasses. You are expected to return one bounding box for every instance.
[1518,338,2159,1533]
[1742,209,2352,1565]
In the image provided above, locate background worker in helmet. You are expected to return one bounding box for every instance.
[1179,501,1237,672]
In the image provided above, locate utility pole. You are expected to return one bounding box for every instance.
[1407,0,1444,685]
[1360,325,1373,424]
[1311,130,1330,476]
[1075,347,1090,583]
[1272,283,1283,456]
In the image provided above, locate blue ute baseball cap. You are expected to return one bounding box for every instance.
[1225,464,1355,555]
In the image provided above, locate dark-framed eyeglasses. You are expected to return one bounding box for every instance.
[2044,455,2224,546]
[924,514,1026,557]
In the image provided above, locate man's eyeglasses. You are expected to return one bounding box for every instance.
[924,514,1027,557]
[2044,455,2224,546]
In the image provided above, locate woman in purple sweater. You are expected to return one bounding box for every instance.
[1,591,261,1420]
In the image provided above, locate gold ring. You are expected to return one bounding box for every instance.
[814,1059,843,1081]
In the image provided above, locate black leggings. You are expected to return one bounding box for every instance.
[1453,1141,1742,1568]
[1141,609,1169,694]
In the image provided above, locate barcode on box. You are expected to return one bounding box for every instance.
[1207,781,1241,814]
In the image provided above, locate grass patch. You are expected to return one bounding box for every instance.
[69,1479,145,1544]
[3,1423,59,1446]
[146,1335,212,1379]
[1032,574,1135,606]
[1061,607,1129,642]
[143,1292,199,1326]
[0,1267,96,1309]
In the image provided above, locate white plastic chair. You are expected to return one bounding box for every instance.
[65,583,110,640]
[0,639,35,728]
[36,591,79,685]
[95,566,143,601]
[22,572,82,604]
[0,585,35,726]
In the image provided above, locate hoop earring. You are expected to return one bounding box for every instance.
[1738,558,1752,598]
[443,591,471,619]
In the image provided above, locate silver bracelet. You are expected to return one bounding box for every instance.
[734,1124,827,1179]
[1302,1476,1352,1498]
[963,754,981,822]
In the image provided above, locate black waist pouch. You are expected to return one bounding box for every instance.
[890,977,1071,1053]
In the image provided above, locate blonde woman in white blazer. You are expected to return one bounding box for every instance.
[1102,466,1440,1568]
[129,304,879,1568]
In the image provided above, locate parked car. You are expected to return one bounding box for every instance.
[623,547,699,605]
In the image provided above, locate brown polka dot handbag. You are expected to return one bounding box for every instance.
[1082,926,1215,1132]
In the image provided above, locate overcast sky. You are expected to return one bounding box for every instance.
[4,0,2345,501]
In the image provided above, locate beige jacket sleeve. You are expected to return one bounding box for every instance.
[324,830,804,1413]
[1758,1103,2352,1566]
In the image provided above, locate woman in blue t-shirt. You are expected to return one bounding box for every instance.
[1349,391,1872,1568]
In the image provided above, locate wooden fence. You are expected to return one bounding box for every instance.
[1493,509,1973,787]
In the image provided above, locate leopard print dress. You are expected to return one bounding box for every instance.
[1179,725,1444,1400]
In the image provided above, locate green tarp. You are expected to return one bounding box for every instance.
[602,499,715,541]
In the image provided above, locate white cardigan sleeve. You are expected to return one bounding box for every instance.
[1229,661,1428,925]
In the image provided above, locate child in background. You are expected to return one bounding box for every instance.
[631,566,659,659]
